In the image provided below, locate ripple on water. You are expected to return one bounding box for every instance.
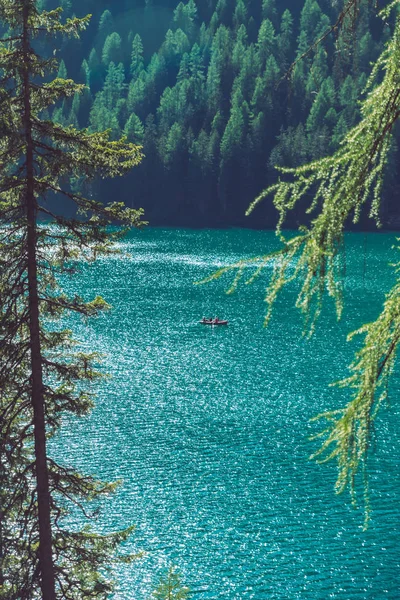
[52,229,400,599]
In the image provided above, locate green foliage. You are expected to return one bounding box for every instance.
[150,566,190,600]
[262,0,278,25]
[0,1,144,597]
[233,0,247,30]
[124,112,145,142]
[47,0,396,225]
[57,58,67,78]
[204,1,400,524]
[164,121,185,165]
[300,0,323,44]
[306,76,335,132]
[257,19,276,68]
[311,277,400,527]
[173,0,197,37]
[220,103,245,160]
[102,32,123,67]
[98,9,114,43]
[278,9,294,65]
[89,61,126,137]
[131,33,144,77]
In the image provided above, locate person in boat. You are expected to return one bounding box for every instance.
[213,316,219,324]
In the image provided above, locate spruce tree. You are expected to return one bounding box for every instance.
[261,0,278,26]
[101,32,123,67]
[257,19,276,69]
[189,43,205,102]
[278,9,294,67]
[173,0,198,38]
[0,1,143,598]
[233,0,247,30]
[130,33,144,78]
[97,9,114,46]
[57,58,67,79]
[300,0,323,44]
[124,113,145,143]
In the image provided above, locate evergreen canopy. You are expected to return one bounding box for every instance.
[42,0,398,227]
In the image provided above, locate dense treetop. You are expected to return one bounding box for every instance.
[39,0,399,227]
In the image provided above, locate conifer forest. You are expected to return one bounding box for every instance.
[42,0,400,227]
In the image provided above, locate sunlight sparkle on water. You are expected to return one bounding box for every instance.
[52,229,400,599]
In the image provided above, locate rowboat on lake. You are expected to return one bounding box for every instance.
[200,317,228,326]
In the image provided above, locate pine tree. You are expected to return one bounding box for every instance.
[98,9,114,46]
[208,24,233,112]
[130,33,144,78]
[162,28,190,65]
[257,19,276,69]
[234,45,259,102]
[57,58,67,79]
[89,61,126,138]
[124,112,145,143]
[233,0,247,30]
[177,52,190,82]
[219,102,246,212]
[164,121,186,165]
[189,43,205,103]
[101,61,126,112]
[102,32,123,67]
[261,0,278,26]
[79,57,90,85]
[357,31,378,73]
[232,23,248,67]
[300,0,322,44]
[127,73,147,114]
[206,55,222,114]
[278,9,294,67]
[0,2,143,597]
[306,76,335,133]
[173,0,198,38]
[305,45,329,95]
[69,91,80,126]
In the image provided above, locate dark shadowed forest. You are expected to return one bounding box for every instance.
[39,0,399,227]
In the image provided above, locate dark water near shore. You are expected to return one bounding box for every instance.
[53,229,400,599]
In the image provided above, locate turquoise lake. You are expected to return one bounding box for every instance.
[54,228,400,599]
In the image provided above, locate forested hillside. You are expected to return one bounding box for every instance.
[40,0,399,227]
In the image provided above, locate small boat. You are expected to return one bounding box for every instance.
[200,318,228,326]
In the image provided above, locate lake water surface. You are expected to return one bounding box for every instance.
[53,228,400,599]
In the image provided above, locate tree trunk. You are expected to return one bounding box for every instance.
[0,476,3,588]
[22,4,56,599]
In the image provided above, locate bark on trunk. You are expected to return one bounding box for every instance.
[22,4,56,599]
